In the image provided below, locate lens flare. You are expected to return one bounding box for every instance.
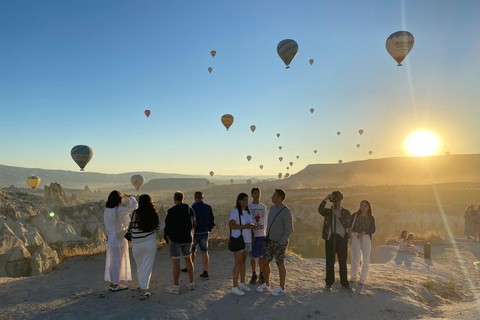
[404,130,440,157]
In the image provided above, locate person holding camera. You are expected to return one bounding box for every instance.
[256,189,293,296]
[318,191,353,292]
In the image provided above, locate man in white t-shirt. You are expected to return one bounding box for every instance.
[248,187,267,285]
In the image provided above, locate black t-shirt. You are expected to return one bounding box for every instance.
[164,203,196,243]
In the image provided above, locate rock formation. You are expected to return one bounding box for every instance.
[44,183,73,206]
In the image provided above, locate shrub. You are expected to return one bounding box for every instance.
[28,242,40,255]
[424,277,435,290]
[81,229,92,239]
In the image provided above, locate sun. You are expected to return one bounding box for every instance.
[404,130,441,157]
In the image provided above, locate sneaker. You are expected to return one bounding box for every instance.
[200,271,209,279]
[358,280,364,285]
[271,286,286,296]
[249,273,258,285]
[258,273,264,284]
[342,286,354,293]
[325,285,332,292]
[165,286,180,294]
[185,283,195,290]
[256,283,270,293]
[139,292,151,300]
[231,286,246,296]
[181,268,187,273]
[238,282,251,292]
[109,285,128,292]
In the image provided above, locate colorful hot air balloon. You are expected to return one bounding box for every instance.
[277,39,298,69]
[337,132,341,136]
[221,114,234,131]
[211,50,216,58]
[276,133,280,138]
[386,31,414,66]
[208,67,213,73]
[309,59,314,65]
[27,176,40,190]
[230,179,234,184]
[250,125,256,133]
[259,165,264,170]
[356,144,360,148]
[338,160,343,164]
[278,146,282,150]
[369,151,373,156]
[358,129,364,135]
[310,108,314,114]
[278,173,283,179]
[285,173,290,178]
[296,155,299,159]
[445,151,451,156]
[314,150,317,154]
[247,155,252,162]
[144,110,151,118]
[71,145,93,171]
[289,162,293,166]
[209,171,214,177]
[131,174,145,191]
[279,157,283,162]
[343,169,356,183]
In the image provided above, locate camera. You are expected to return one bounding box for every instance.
[329,191,343,203]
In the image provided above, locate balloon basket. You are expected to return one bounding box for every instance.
[80,168,85,171]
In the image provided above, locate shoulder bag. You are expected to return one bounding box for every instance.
[264,206,286,244]
[228,209,245,252]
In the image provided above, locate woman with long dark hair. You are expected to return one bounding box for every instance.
[229,193,254,296]
[348,200,376,285]
[131,194,160,300]
[104,191,138,291]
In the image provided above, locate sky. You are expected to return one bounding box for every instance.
[1,0,479,177]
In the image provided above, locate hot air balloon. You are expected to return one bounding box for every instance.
[337,132,341,136]
[131,174,145,191]
[211,50,216,58]
[286,167,289,170]
[205,180,210,186]
[277,39,298,69]
[250,125,256,133]
[310,108,314,114]
[343,169,356,183]
[230,179,234,184]
[247,179,252,185]
[285,173,290,178]
[289,162,293,166]
[279,146,282,150]
[278,173,282,179]
[221,114,234,131]
[445,151,451,156]
[369,151,373,156]
[71,145,93,171]
[296,155,299,159]
[27,176,40,190]
[208,67,213,73]
[145,110,151,118]
[314,150,317,154]
[386,31,414,66]
[259,165,264,170]
[356,144,360,148]
[309,59,314,65]
[338,160,343,164]
[279,157,283,162]
[209,171,214,177]
[276,133,280,138]
[358,129,364,135]
[247,155,252,162]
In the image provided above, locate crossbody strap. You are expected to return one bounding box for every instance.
[230,208,243,237]
[266,206,286,238]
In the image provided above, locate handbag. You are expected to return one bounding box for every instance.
[264,206,286,244]
[228,209,245,252]
[115,207,128,241]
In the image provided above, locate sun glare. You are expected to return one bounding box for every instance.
[404,130,440,157]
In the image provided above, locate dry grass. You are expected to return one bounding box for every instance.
[384,230,445,245]
[59,245,106,263]
[423,277,435,291]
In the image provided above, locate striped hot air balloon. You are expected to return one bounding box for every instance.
[71,145,93,171]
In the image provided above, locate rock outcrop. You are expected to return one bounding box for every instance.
[6,245,31,277]
[30,243,59,276]
[44,183,73,206]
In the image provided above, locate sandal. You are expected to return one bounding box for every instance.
[109,285,128,292]
[140,292,151,300]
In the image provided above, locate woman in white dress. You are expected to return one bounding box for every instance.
[104,190,138,291]
[131,194,160,300]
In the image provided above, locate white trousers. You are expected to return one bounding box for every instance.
[350,233,371,282]
[132,237,157,290]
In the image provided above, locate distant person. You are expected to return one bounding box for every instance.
[248,187,267,284]
[164,191,196,294]
[464,205,474,240]
[130,194,160,300]
[103,191,138,291]
[183,191,215,279]
[397,230,408,248]
[256,189,294,296]
[229,193,255,296]
[318,191,353,292]
[348,200,376,285]
[398,233,423,257]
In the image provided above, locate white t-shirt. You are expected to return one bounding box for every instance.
[248,202,267,237]
[229,208,253,243]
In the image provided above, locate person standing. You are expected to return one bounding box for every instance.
[248,187,267,284]
[104,191,138,292]
[130,194,160,300]
[189,191,215,279]
[464,205,474,240]
[256,189,293,296]
[164,191,196,294]
[348,200,376,285]
[318,191,353,292]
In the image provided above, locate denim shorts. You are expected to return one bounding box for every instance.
[169,241,192,259]
[191,233,209,253]
[250,236,265,259]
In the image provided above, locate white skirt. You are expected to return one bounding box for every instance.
[132,235,157,290]
[105,235,132,283]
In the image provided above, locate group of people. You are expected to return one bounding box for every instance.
[464,204,480,241]
[103,187,379,299]
[397,230,424,257]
